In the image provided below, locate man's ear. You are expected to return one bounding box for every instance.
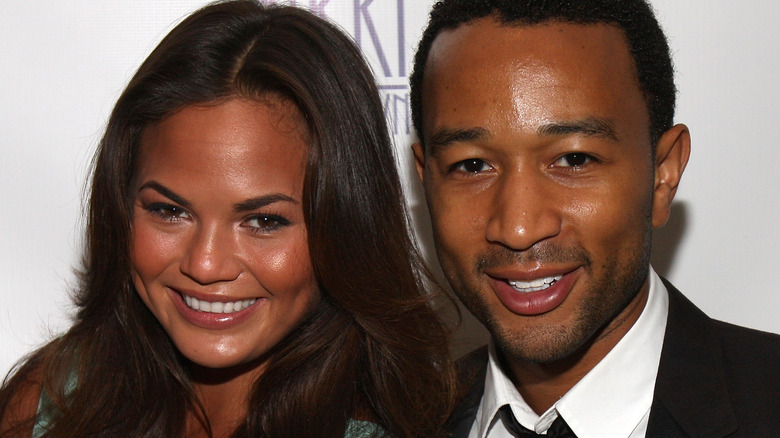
[652,124,691,228]
[412,142,426,183]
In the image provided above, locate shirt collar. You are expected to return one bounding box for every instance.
[472,267,669,438]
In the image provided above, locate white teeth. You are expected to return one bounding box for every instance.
[508,275,562,293]
[182,294,257,314]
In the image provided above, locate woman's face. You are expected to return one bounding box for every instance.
[130,97,318,371]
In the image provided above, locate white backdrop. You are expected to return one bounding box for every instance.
[1,0,779,376]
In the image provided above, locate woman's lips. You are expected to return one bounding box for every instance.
[490,268,579,316]
[182,293,257,314]
[167,287,263,330]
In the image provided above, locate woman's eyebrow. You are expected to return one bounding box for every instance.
[137,181,192,209]
[138,181,298,212]
[234,194,299,213]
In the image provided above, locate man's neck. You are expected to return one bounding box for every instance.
[504,287,649,414]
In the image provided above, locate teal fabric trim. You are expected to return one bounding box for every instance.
[32,375,386,438]
[32,373,77,438]
[344,419,390,437]
[34,415,386,438]
[31,393,51,438]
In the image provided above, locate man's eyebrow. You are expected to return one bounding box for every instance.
[234,194,298,213]
[137,181,192,209]
[428,127,489,157]
[537,117,619,141]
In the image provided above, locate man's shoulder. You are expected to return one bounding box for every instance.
[710,318,780,394]
[445,346,489,437]
[453,345,489,410]
[712,318,780,352]
[664,280,780,359]
[663,280,780,380]
[653,281,780,436]
[455,346,489,380]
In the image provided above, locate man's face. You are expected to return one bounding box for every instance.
[414,19,685,364]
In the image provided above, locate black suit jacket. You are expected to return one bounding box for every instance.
[446,281,780,437]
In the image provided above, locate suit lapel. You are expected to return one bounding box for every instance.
[647,281,737,437]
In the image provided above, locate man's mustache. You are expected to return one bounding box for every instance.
[475,244,591,274]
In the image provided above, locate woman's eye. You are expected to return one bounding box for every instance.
[146,203,190,221]
[554,153,595,168]
[451,158,491,174]
[243,215,291,233]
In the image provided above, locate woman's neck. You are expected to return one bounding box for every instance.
[186,360,266,437]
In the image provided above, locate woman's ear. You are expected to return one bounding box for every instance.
[651,124,691,228]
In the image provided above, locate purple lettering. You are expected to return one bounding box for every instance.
[354,0,391,77]
[308,0,331,17]
[382,91,410,135]
[396,0,405,77]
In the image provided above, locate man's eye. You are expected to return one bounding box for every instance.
[452,158,491,174]
[554,153,595,168]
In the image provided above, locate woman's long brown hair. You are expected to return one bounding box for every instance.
[0,2,457,436]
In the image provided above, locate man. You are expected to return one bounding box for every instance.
[409,1,780,437]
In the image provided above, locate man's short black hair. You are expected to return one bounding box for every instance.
[410,0,676,149]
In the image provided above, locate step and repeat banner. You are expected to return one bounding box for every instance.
[1,0,778,375]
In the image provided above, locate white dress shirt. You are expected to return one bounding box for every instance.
[469,267,669,438]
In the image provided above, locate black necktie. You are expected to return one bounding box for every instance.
[500,405,577,437]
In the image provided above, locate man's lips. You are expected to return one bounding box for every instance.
[508,274,563,292]
[488,268,579,316]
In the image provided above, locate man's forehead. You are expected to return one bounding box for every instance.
[421,18,648,146]
[426,17,633,74]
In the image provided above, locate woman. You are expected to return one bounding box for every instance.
[0,1,456,436]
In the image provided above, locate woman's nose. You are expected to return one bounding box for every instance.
[179,223,242,284]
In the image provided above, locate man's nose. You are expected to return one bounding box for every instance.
[484,169,562,251]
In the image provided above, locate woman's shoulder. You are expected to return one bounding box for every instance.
[0,362,43,438]
[1,338,75,437]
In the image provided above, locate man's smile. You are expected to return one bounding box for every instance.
[508,274,563,293]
